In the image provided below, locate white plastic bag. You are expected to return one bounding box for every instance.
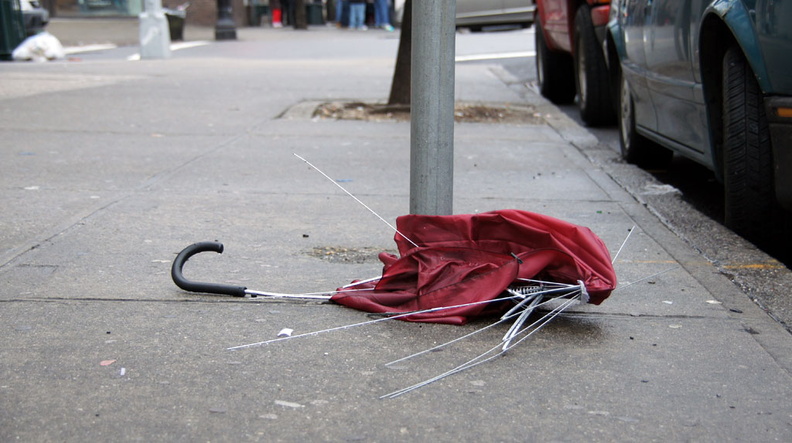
[12,32,65,62]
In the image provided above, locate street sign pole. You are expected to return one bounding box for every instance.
[410,0,456,215]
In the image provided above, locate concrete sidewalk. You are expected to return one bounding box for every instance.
[2,25,791,441]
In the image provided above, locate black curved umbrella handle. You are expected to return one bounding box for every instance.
[171,241,247,297]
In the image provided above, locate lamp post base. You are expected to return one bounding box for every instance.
[215,0,237,41]
[215,24,237,40]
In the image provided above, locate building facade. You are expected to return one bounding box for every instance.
[47,0,249,27]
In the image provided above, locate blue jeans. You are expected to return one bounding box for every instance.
[374,0,390,27]
[349,3,366,28]
[335,0,347,24]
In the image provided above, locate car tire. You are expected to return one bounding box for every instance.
[618,68,672,168]
[535,20,576,105]
[722,46,783,243]
[574,6,615,126]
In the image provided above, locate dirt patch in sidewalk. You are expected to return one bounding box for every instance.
[308,246,396,264]
[313,101,543,125]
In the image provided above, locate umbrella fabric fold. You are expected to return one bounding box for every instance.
[331,210,617,325]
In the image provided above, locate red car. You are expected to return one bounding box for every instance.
[534,0,614,126]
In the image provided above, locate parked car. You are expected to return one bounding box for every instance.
[394,0,535,31]
[456,0,535,31]
[606,0,792,244]
[21,0,49,36]
[534,0,615,126]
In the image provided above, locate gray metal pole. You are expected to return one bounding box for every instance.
[410,0,456,215]
[139,0,171,59]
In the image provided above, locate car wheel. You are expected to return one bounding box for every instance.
[618,69,672,168]
[574,6,615,126]
[722,46,783,243]
[535,20,576,104]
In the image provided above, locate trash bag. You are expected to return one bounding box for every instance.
[13,32,65,62]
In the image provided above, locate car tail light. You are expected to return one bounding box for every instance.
[776,107,792,119]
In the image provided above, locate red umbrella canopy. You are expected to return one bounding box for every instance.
[331,210,617,325]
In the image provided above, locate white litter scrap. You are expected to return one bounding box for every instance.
[277,328,294,338]
[274,400,304,409]
[641,183,682,196]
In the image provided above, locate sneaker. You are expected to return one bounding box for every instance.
[359,25,368,31]
[383,24,394,32]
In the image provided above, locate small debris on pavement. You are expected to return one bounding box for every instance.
[313,101,542,124]
[640,183,682,196]
[274,400,304,409]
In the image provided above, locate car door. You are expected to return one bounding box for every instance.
[456,0,505,27]
[502,0,534,17]
[618,0,658,133]
[643,0,709,156]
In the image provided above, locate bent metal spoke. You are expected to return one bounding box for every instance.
[381,293,583,399]
[227,294,525,351]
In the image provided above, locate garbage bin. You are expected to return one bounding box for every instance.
[0,0,25,61]
[248,3,269,26]
[164,8,186,41]
[306,2,323,25]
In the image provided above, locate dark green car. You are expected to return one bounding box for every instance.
[606,0,792,243]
